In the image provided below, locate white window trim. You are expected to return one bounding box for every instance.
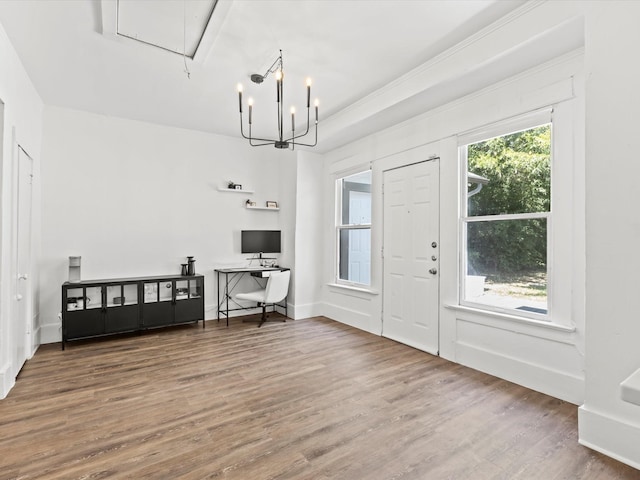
[334,169,372,287]
[458,109,554,322]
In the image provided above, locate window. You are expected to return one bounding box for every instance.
[336,170,372,286]
[460,115,551,317]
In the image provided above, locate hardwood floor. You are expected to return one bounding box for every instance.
[1,316,638,480]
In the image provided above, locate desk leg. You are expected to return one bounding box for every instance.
[216,271,220,322]
[225,272,229,326]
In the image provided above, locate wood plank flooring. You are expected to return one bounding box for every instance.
[1,316,639,480]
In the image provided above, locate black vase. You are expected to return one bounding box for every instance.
[181,263,188,276]
[187,256,195,276]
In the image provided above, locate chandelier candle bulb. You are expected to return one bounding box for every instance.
[306,78,312,107]
[315,99,319,122]
[291,106,295,131]
[237,84,243,113]
[248,98,253,124]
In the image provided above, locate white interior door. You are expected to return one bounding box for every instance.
[382,159,439,354]
[14,146,34,375]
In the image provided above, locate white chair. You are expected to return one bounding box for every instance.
[235,270,290,327]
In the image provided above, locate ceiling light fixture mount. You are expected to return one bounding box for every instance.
[237,50,318,150]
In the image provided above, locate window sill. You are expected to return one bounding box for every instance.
[445,304,576,333]
[327,283,379,295]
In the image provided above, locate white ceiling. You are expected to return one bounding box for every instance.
[0,0,531,150]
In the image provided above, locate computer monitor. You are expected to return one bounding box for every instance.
[241,230,281,255]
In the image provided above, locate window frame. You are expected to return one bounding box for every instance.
[335,169,372,287]
[458,109,553,321]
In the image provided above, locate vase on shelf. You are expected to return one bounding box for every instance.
[187,256,195,276]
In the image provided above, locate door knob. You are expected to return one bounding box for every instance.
[18,273,28,280]
[429,268,437,275]
[16,294,23,301]
[431,242,437,248]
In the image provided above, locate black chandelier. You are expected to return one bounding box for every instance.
[237,50,318,149]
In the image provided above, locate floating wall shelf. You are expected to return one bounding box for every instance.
[246,206,280,211]
[217,187,255,194]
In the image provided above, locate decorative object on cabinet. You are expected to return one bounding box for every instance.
[69,256,81,283]
[246,199,257,207]
[187,256,196,276]
[61,274,205,349]
[227,181,242,190]
[266,201,278,208]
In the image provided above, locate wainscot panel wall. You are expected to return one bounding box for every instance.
[319,1,586,406]
[579,1,640,470]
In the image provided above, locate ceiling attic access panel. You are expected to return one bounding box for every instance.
[115,0,218,58]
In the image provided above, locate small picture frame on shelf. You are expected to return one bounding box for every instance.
[246,199,256,207]
[266,201,278,208]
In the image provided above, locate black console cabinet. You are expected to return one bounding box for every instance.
[62,274,204,349]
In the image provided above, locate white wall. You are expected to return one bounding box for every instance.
[320,2,586,404]
[292,151,324,319]
[578,1,640,469]
[0,21,44,398]
[315,0,640,470]
[39,106,292,342]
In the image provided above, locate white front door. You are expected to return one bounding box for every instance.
[382,159,439,355]
[14,146,34,375]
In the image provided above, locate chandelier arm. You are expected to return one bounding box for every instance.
[249,139,278,147]
[239,114,251,140]
[260,51,283,82]
[249,137,282,143]
[286,107,311,141]
[248,122,281,143]
[289,123,318,147]
[279,77,284,141]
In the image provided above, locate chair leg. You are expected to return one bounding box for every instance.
[257,304,267,328]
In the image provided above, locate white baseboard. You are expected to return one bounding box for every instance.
[0,361,15,400]
[321,302,375,334]
[290,302,321,320]
[30,324,41,357]
[456,341,584,405]
[621,368,640,406]
[40,321,62,344]
[579,405,640,470]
